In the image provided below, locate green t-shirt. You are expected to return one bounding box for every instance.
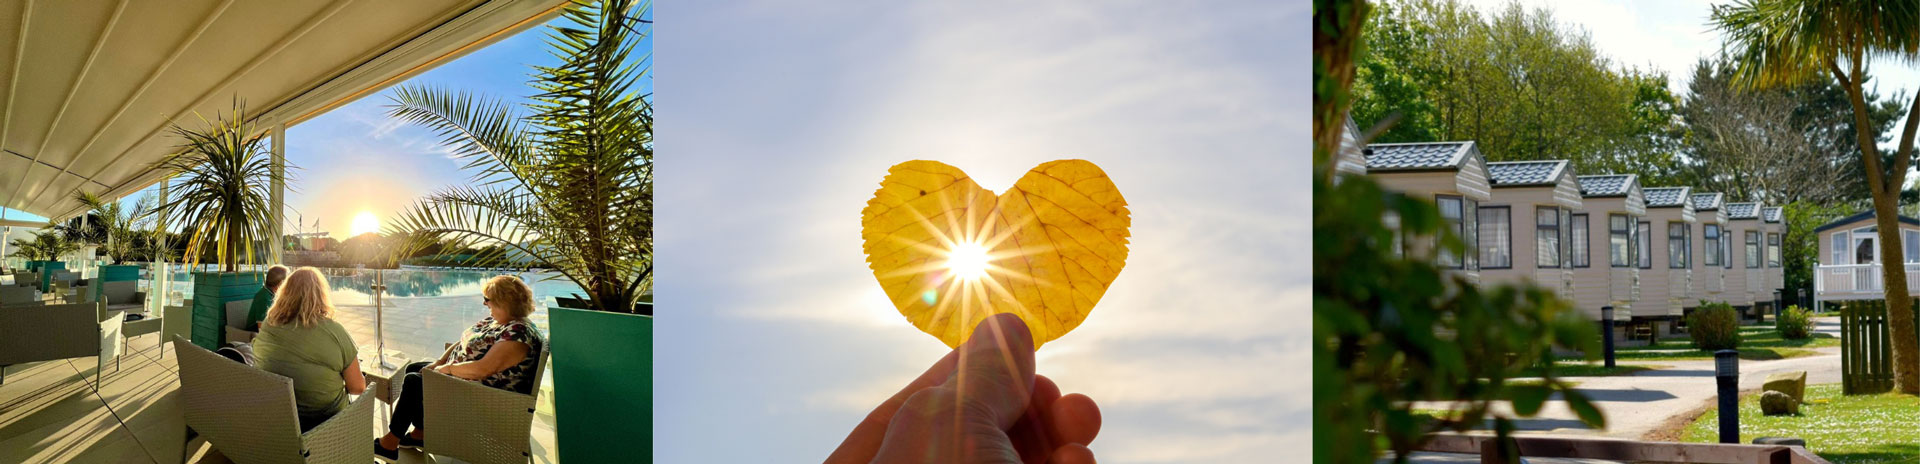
[253,318,358,419]
[246,287,275,331]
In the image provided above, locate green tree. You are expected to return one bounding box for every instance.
[1713,0,1920,394]
[1351,0,1684,183]
[1782,201,1852,309]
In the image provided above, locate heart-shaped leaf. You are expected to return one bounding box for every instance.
[861,160,1131,348]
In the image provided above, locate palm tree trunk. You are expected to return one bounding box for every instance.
[1845,74,1920,394]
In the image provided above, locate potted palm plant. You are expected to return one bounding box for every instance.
[149,102,285,351]
[64,192,158,297]
[10,229,79,291]
[383,1,650,460]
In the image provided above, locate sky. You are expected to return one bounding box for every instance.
[654,1,1295,463]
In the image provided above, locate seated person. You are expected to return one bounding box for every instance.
[252,267,367,431]
[376,275,547,459]
[246,265,290,331]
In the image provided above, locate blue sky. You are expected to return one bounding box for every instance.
[654,1,1298,462]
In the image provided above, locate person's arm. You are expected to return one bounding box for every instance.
[343,357,368,395]
[427,344,455,369]
[436,340,530,381]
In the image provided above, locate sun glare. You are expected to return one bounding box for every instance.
[349,211,380,237]
[945,242,992,281]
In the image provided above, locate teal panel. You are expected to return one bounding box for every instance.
[189,271,263,351]
[94,264,142,301]
[35,261,64,292]
[99,265,140,282]
[551,306,652,463]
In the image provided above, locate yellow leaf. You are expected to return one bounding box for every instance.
[861,160,1131,349]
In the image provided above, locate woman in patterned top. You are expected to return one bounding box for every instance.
[376,275,547,460]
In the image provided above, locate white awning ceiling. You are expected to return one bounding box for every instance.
[0,0,566,222]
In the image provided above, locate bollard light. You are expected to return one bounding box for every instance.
[1716,349,1739,444]
[1601,306,1616,369]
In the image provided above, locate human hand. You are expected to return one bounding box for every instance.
[827,313,1102,464]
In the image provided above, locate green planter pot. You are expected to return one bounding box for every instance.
[94,264,141,301]
[550,305,652,463]
[32,261,64,292]
[189,271,263,351]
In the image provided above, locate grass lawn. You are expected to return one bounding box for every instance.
[1682,383,1920,463]
[1564,326,1836,361]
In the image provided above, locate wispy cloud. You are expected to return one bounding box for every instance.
[656,1,1297,462]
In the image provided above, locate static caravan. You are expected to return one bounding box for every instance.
[1365,142,1492,283]
[1690,193,1728,305]
[1725,202,1765,313]
[1763,207,1787,306]
[1335,115,1367,177]
[1813,211,1920,302]
[1641,186,1695,335]
[1571,174,1645,322]
[1480,160,1583,301]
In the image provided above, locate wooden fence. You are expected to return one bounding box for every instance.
[1836,299,1920,394]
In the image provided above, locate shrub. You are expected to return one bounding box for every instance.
[1777,305,1814,340]
[1688,302,1742,351]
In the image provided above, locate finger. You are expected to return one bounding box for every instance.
[1010,375,1063,462]
[953,312,1037,430]
[1049,443,1096,464]
[827,348,963,463]
[1050,393,1101,447]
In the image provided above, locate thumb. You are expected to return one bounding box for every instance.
[954,312,1037,430]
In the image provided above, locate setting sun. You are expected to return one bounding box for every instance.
[349,211,380,237]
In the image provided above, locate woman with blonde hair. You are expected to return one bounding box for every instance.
[252,267,367,431]
[376,274,547,459]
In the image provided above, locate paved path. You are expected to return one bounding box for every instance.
[1412,318,1843,441]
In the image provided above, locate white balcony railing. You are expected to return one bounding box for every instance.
[1815,262,1920,300]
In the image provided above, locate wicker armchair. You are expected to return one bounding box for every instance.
[0,302,123,389]
[0,285,40,306]
[384,346,549,464]
[226,299,257,344]
[97,280,146,313]
[171,336,375,464]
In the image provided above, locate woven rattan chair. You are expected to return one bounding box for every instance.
[0,285,40,306]
[0,302,123,389]
[226,299,256,344]
[419,350,550,464]
[171,336,375,464]
[97,280,146,313]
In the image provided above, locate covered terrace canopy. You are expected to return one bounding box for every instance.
[0,0,567,233]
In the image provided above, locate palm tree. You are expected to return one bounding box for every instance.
[66,191,157,265]
[384,0,651,314]
[7,229,79,263]
[148,102,286,273]
[1713,0,1920,393]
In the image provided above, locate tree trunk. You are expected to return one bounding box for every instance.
[1870,197,1919,394]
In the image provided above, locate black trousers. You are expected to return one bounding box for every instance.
[388,361,433,438]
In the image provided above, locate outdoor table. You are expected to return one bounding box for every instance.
[361,353,411,425]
